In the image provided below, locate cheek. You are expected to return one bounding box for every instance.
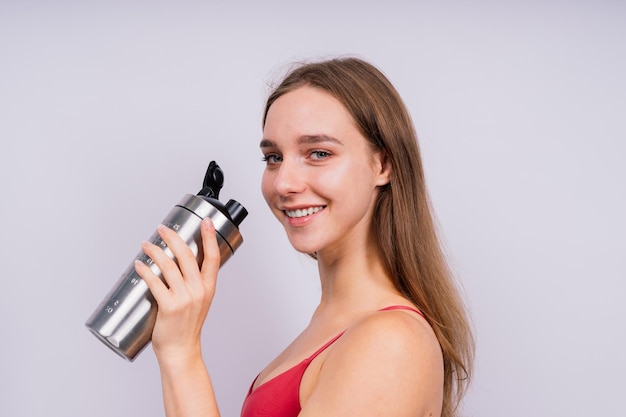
[327,162,381,213]
[326,159,377,194]
[260,170,274,204]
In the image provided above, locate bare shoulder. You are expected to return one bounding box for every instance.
[343,308,444,386]
[354,307,440,352]
[300,308,444,417]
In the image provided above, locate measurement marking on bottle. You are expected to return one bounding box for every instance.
[152,235,168,249]
[105,300,120,314]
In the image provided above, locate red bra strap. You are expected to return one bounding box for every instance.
[305,331,346,362]
[379,305,426,320]
[305,306,426,363]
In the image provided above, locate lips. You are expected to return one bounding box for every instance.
[284,206,325,218]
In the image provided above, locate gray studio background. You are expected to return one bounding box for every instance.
[1,1,624,416]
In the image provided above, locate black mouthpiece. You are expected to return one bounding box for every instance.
[225,199,248,226]
[196,161,248,227]
[198,161,224,199]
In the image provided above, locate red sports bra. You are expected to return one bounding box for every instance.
[239,305,425,417]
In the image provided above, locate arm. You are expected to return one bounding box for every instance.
[135,218,222,417]
[299,310,444,417]
[158,352,220,417]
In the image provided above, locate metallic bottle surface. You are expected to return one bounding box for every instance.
[85,161,247,361]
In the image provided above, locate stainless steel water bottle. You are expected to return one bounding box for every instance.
[85,161,247,361]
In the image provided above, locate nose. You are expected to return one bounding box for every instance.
[272,158,306,197]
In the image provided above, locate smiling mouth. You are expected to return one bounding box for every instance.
[284,206,325,218]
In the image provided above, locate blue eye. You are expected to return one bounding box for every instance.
[310,150,331,160]
[262,154,282,164]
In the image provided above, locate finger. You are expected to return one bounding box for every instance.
[141,238,187,293]
[156,224,202,282]
[134,259,172,304]
[200,218,221,285]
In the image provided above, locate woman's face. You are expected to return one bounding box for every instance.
[260,86,390,258]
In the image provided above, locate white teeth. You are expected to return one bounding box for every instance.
[285,206,324,218]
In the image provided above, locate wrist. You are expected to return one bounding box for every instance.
[155,345,204,372]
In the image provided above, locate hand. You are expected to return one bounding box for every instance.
[134,218,221,363]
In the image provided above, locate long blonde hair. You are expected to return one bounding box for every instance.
[263,57,474,417]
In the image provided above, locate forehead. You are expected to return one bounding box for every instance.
[262,86,357,140]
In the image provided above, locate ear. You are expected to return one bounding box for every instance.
[373,150,392,187]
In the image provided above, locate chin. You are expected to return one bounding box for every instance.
[291,244,320,256]
[286,237,322,256]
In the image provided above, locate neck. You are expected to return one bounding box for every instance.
[313,239,401,320]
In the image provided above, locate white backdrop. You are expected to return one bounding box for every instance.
[1,1,624,416]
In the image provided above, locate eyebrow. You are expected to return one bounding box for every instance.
[259,134,344,148]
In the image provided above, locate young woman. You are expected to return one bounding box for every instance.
[136,57,474,417]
